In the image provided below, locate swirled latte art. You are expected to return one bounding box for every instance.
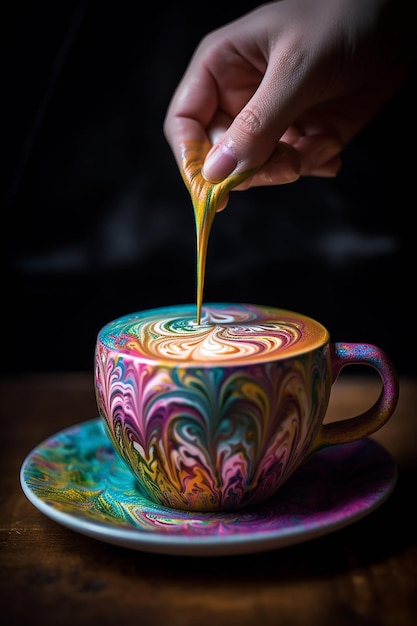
[98,303,328,364]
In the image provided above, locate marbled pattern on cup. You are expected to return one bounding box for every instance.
[95,303,331,511]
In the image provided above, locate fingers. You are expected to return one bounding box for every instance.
[308,155,342,178]
[229,142,301,189]
[215,134,342,192]
[207,111,233,146]
[203,131,343,199]
[164,3,351,191]
[201,48,316,182]
[163,61,219,169]
[293,134,344,177]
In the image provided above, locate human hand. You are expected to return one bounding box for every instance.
[164,0,410,209]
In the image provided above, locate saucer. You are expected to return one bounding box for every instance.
[20,418,397,557]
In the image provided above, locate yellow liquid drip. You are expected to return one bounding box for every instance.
[180,141,255,324]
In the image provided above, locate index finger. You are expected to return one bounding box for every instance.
[163,63,219,168]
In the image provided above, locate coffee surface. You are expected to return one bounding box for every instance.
[98,303,328,364]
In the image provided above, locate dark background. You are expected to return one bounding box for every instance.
[3,1,415,376]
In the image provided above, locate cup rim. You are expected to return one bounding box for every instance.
[95,302,330,367]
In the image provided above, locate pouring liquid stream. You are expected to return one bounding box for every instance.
[180,141,255,324]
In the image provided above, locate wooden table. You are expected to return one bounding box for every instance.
[1,373,416,626]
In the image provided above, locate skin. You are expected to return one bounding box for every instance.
[164,0,412,210]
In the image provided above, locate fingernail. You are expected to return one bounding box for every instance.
[202,144,237,183]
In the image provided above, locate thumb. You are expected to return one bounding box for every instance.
[202,67,306,183]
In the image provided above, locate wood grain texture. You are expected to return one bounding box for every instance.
[1,373,416,626]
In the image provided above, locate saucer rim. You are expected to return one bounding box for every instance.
[20,418,397,557]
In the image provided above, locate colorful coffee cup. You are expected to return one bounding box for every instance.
[94,303,399,512]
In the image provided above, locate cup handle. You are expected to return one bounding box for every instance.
[310,342,399,453]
